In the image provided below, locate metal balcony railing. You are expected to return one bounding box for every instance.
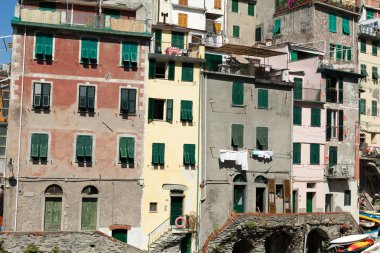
[204,34,224,47]
[294,88,324,102]
[152,40,205,59]
[16,6,146,33]
[359,24,380,38]
[325,164,355,179]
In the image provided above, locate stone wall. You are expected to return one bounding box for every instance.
[0,231,145,253]
[203,212,359,253]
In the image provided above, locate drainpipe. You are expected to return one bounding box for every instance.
[201,72,207,203]
[195,66,202,252]
[14,26,27,231]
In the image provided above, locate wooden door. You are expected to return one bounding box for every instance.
[170,197,183,225]
[268,178,276,213]
[81,198,97,230]
[181,233,191,253]
[283,179,291,213]
[233,185,245,213]
[44,197,62,231]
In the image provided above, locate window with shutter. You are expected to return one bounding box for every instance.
[291,51,298,61]
[214,0,222,9]
[232,81,244,106]
[311,108,321,127]
[232,0,238,12]
[122,41,138,68]
[127,137,135,160]
[178,13,188,28]
[326,78,331,102]
[338,79,343,104]
[273,19,281,35]
[329,43,335,59]
[35,33,54,61]
[159,143,165,165]
[181,63,194,82]
[293,143,301,164]
[367,9,374,20]
[293,78,302,100]
[373,42,378,56]
[347,47,352,60]
[166,99,173,122]
[31,133,49,160]
[78,86,96,112]
[248,3,255,16]
[168,61,175,81]
[257,89,268,108]
[81,38,98,65]
[179,0,188,6]
[360,39,367,53]
[326,109,332,141]
[39,134,48,159]
[372,101,378,116]
[342,17,350,35]
[171,32,184,49]
[344,190,351,206]
[231,124,244,149]
[120,88,137,114]
[255,27,262,42]
[361,64,368,76]
[33,83,51,110]
[373,67,379,80]
[84,136,93,161]
[180,100,193,122]
[329,146,338,168]
[214,22,222,34]
[76,135,92,162]
[256,127,268,150]
[360,99,366,115]
[120,137,135,163]
[293,106,302,125]
[149,59,156,79]
[336,44,342,60]
[338,110,344,141]
[328,13,337,32]
[310,144,320,165]
[233,25,240,38]
[184,144,196,166]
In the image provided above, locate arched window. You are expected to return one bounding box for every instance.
[82,185,99,195]
[45,184,63,195]
[233,174,246,213]
[233,174,246,183]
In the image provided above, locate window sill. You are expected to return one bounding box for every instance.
[119,113,137,116]
[232,104,245,107]
[32,107,51,111]
[257,107,269,110]
[149,211,158,213]
[34,58,53,62]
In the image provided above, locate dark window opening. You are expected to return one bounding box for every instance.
[153,100,165,120]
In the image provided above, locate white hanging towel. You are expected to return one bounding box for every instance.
[219,149,248,170]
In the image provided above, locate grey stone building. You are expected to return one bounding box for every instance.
[199,46,293,245]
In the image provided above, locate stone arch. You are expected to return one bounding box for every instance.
[232,239,253,253]
[82,185,99,195]
[306,228,329,253]
[265,231,292,253]
[234,174,247,182]
[45,184,63,195]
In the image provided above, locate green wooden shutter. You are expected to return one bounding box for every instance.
[181,100,188,121]
[373,67,379,80]
[231,124,244,148]
[293,143,301,164]
[44,34,53,59]
[372,100,378,116]
[336,44,342,60]
[329,43,335,58]
[258,89,268,108]
[187,101,193,121]
[310,144,320,165]
[168,61,175,81]
[291,51,298,61]
[347,47,352,60]
[122,42,131,66]
[311,108,321,127]
[326,109,332,141]
[159,143,165,165]
[42,84,50,108]
[273,19,281,34]
[232,0,238,12]
[232,81,244,105]
[361,64,368,76]
[361,39,367,53]
[39,134,48,159]
[155,30,162,53]
[329,13,337,32]
[233,25,240,38]
[119,137,128,160]
[360,99,366,115]
[256,127,268,150]
[129,42,138,65]
[81,198,97,230]
[128,89,136,114]
[338,110,344,141]
[171,32,184,49]
[326,78,331,102]
[79,86,87,110]
[183,144,190,165]
[329,146,337,167]
[152,143,159,164]
[342,17,350,35]
[76,136,85,158]
[182,63,194,82]
[84,135,93,159]
[44,197,61,231]
[88,38,98,64]
[248,3,255,16]
[31,134,40,158]
[367,9,374,19]
[149,59,156,79]
[373,42,378,56]
[166,99,173,122]
[127,137,135,160]
[120,89,128,112]
[87,86,95,111]
[294,78,302,100]
[293,106,302,125]
[189,144,195,165]
[338,79,343,104]
[35,33,45,58]
[148,98,154,121]
[81,38,89,63]
[33,83,42,108]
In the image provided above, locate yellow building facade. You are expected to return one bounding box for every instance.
[141,26,204,251]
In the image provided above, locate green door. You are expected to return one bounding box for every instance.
[112,229,128,243]
[234,185,245,213]
[170,197,183,225]
[81,198,97,230]
[44,197,62,231]
[181,233,191,253]
[292,191,297,213]
[307,192,314,213]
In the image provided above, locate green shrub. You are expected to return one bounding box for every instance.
[245,220,257,230]
[51,246,60,253]
[24,244,40,253]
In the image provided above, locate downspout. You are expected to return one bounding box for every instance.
[201,72,207,203]
[195,65,202,253]
[14,26,27,231]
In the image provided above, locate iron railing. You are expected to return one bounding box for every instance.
[17,6,146,33]
[325,164,355,179]
[359,24,380,38]
[152,40,204,59]
[148,217,172,249]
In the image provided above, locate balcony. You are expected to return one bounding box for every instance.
[275,0,359,14]
[151,40,205,60]
[359,23,380,39]
[325,164,355,179]
[360,143,380,159]
[204,34,224,47]
[14,6,147,35]
[294,88,324,103]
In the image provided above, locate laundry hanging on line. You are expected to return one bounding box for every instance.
[219,149,248,171]
[251,150,274,160]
